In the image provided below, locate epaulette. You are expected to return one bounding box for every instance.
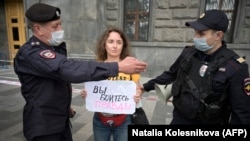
[30,41,40,46]
[234,56,246,64]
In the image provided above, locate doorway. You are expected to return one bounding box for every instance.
[4,0,26,63]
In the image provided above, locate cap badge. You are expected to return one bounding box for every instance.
[243,77,250,96]
[40,50,56,59]
[56,11,60,17]
[199,13,205,18]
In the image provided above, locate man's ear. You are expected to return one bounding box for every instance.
[216,31,224,39]
[33,24,43,36]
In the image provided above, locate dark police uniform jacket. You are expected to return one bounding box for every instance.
[143,41,250,124]
[14,36,119,140]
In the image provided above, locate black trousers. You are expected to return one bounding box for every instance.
[31,124,73,141]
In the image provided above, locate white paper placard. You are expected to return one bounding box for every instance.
[84,80,136,114]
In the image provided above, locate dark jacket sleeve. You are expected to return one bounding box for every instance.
[14,44,118,83]
[228,60,250,124]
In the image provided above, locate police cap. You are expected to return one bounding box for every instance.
[25,3,61,22]
[185,9,229,33]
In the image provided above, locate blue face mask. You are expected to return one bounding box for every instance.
[193,37,213,52]
[48,30,64,46]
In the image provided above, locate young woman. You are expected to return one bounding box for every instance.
[81,26,146,141]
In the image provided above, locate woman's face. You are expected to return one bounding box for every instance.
[105,31,123,59]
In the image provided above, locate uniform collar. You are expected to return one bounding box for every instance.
[30,36,51,49]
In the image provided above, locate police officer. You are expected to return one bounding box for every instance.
[142,9,250,124]
[14,3,147,141]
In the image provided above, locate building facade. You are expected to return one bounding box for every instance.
[1,0,250,77]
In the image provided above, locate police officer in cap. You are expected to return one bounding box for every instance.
[14,3,147,141]
[142,9,250,124]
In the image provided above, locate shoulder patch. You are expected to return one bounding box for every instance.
[40,50,56,59]
[243,78,250,96]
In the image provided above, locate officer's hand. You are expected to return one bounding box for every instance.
[118,57,147,74]
[140,85,145,93]
[69,106,76,118]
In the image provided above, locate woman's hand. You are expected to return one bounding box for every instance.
[81,89,87,99]
[134,93,141,103]
[134,82,142,103]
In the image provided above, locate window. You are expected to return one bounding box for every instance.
[124,0,150,41]
[205,0,238,42]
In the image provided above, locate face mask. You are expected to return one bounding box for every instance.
[193,37,212,52]
[48,30,64,46]
[193,32,217,52]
